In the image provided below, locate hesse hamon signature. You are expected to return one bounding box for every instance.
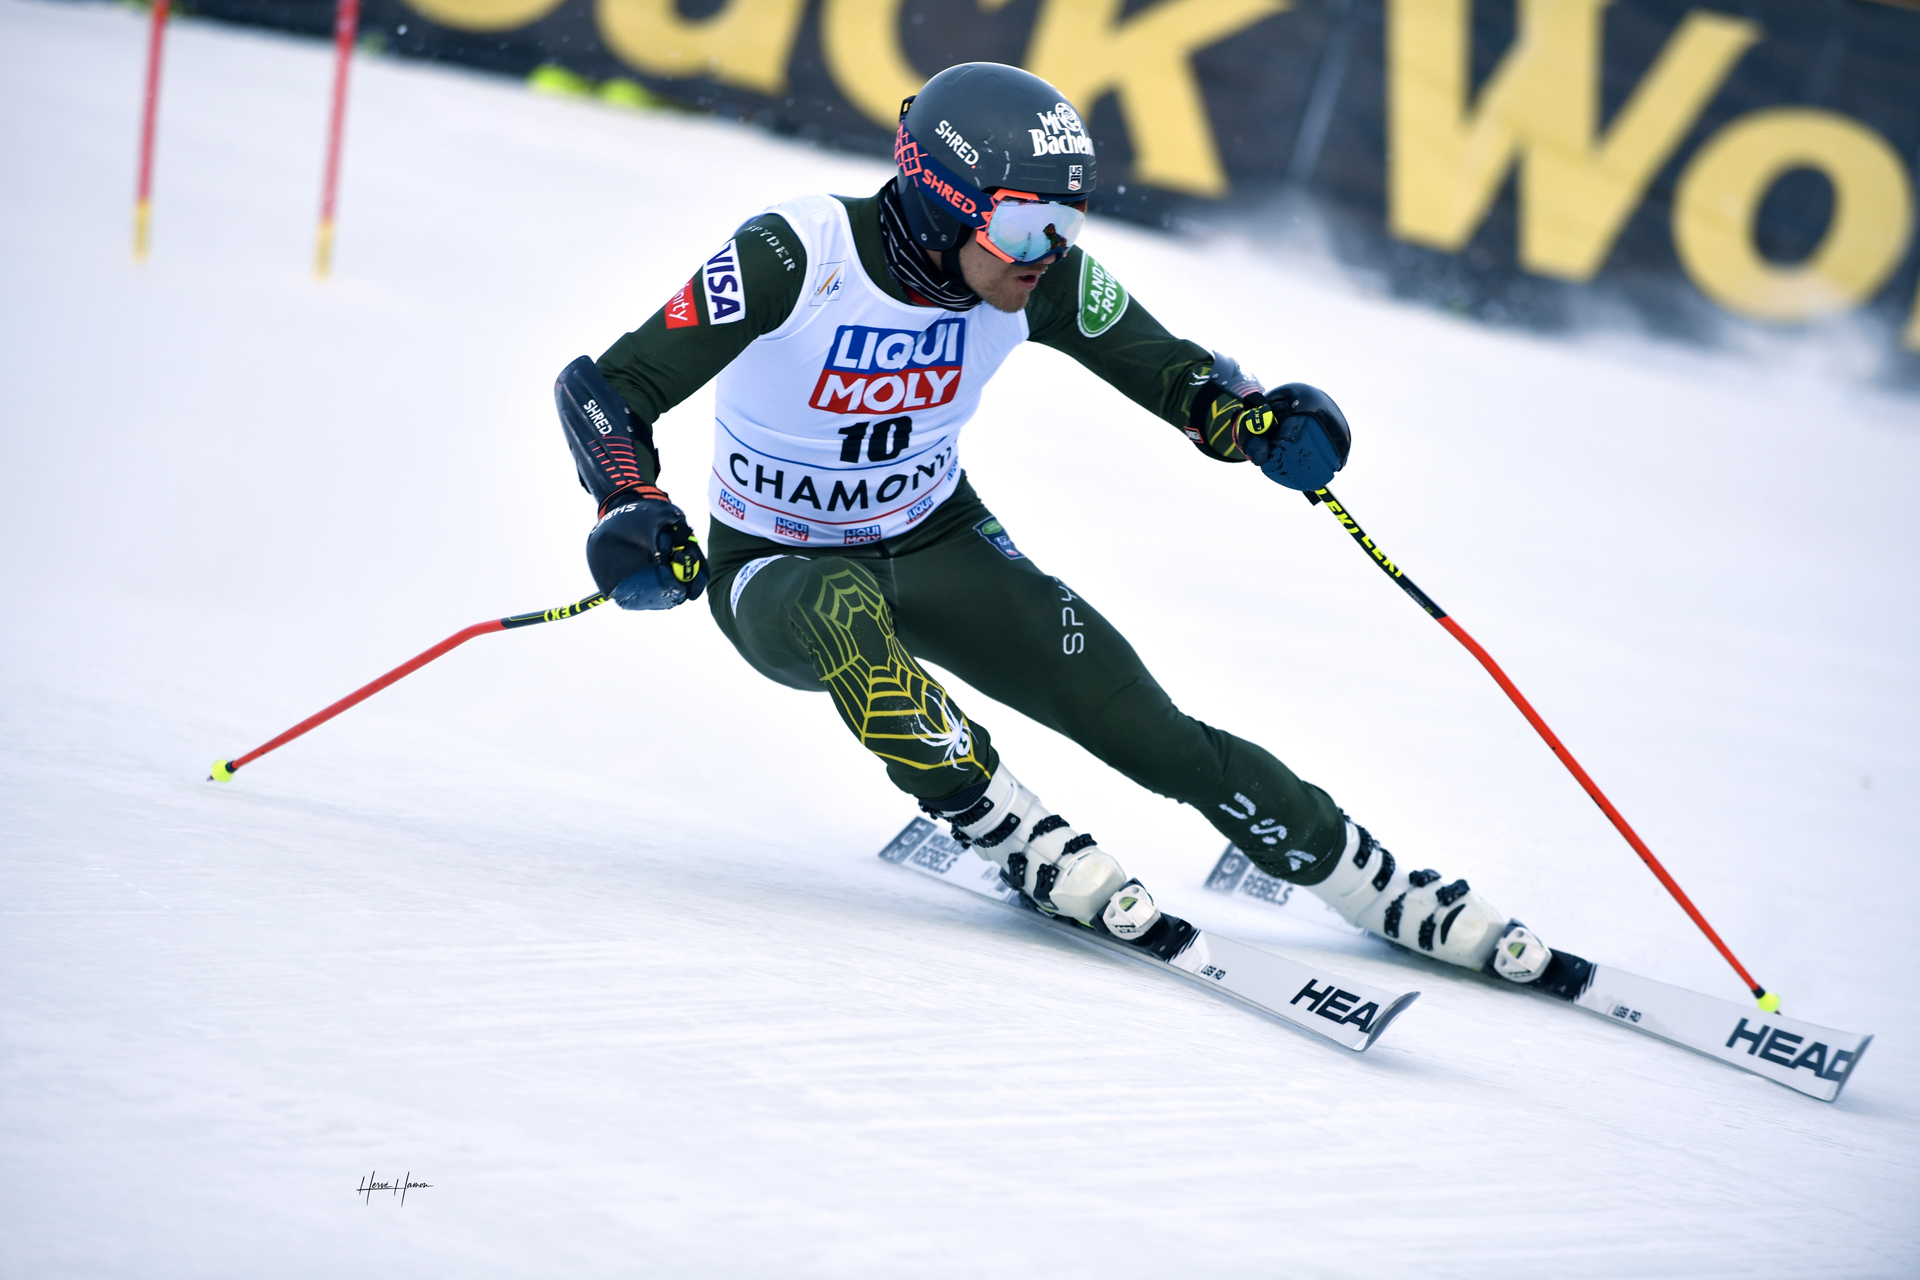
[357,1170,431,1205]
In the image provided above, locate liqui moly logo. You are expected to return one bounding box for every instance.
[812,320,965,415]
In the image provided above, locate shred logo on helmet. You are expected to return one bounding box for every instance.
[934,119,980,167]
[892,62,1098,253]
[894,128,981,225]
[811,319,966,414]
[702,240,745,325]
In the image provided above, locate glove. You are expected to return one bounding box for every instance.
[586,484,709,610]
[1238,383,1352,492]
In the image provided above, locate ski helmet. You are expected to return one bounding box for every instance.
[894,63,1096,256]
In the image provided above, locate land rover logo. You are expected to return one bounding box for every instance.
[1077,254,1129,338]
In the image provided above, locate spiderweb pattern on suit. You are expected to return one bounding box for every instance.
[801,565,987,777]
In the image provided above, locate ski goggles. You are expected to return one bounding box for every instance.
[977,191,1087,265]
[895,123,1087,264]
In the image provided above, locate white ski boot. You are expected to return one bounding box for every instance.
[927,767,1162,941]
[1308,822,1553,984]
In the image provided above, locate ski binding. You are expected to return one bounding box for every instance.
[1205,846,1872,1101]
[880,818,1419,1052]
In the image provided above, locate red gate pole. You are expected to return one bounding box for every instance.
[133,0,171,260]
[313,0,361,278]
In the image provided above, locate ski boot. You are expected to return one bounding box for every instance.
[924,768,1187,956]
[1307,821,1554,985]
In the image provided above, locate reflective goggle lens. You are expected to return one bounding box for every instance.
[983,198,1087,264]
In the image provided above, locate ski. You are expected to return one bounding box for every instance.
[879,818,1420,1052]
[1205,846,1873,1101]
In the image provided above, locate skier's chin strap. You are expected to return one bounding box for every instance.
[876,179,980,312]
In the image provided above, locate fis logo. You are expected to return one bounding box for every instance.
[812,320,965,415]
[702,240,745,325]
[663,278,698,329]
[1030,101,1094,158]
[773,516,810,542]
[717,488,746,521]
[809,261,845,307]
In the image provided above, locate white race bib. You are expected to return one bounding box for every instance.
[708,195,1028,547]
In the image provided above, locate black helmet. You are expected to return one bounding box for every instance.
[894,62,1096,253]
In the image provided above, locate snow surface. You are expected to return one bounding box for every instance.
[2,1,1917,1274]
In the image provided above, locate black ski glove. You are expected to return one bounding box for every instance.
[1186,355,1353,492]
[586,484,709,610]
[1237,383,1352,492]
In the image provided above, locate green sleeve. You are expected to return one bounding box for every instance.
[595,214,808,483]
[1025,247,1244,460]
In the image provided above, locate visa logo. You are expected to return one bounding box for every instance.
[703,240,744,325]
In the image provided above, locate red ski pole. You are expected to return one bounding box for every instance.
[1306,487,1780,1012]
[133,0,170,259]
[210,592,607,782]
[312,0,360,278]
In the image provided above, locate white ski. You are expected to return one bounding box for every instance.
[880,818,1419,1052]
[1205,845,1873,1101]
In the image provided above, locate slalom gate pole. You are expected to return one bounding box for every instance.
[210,592,608,782]
[133,0,170,259]
[312,0,360,278]
[1305,488,1779,1011]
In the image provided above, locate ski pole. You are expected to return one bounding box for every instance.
[210,591,608,782]
[1305,488,1779,1012]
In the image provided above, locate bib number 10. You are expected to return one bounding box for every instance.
[837,416,913,463]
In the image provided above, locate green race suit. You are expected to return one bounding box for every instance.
[596,192,1346,883]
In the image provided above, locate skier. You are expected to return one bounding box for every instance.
[555,62,1554,981]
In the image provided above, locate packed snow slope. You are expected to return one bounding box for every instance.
[3,2,1916,1275]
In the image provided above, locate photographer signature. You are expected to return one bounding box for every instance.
[356,1170,431,1205]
